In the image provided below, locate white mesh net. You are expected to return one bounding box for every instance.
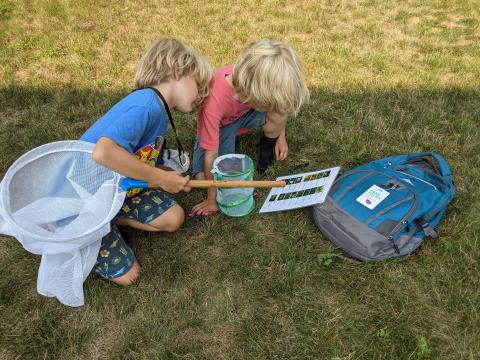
[0,141,126,306]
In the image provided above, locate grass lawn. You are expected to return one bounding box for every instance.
[0,0,479,359]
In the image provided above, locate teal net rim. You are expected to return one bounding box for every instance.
[213,155,254,179]
[216,192,253,208]
[218,199,256,217]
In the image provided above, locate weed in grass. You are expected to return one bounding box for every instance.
[416,336,433,358]
[97,79,112,88]
[377,328,391,344]
[318,252,334,267]
[97,31,108,40]
[40,45,65,59]
[15,36,38,50]
[345,144,369,168]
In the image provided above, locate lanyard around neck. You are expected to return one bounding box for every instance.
[132,87,185,160]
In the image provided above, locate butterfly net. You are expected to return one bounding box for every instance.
[0,141,126,306]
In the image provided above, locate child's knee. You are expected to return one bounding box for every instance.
[263,112,287,135]
[267,112,287,124]
[195,171,205,180]
[151,204,185,232]
[165,205,185,232]
[110,259,140,286]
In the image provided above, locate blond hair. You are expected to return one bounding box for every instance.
[232,39,309,116]
[134,38,212,106]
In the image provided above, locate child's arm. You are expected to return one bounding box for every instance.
[275,128,288,161]
[264,111,289,161]
[203,149,218,200]
[190,149,218,214]
[93,137,190,193]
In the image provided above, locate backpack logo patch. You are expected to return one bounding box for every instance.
[356,185,390,210]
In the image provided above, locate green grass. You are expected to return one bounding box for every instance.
[1,1,479,359]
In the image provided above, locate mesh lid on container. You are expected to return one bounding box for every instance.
[211,154,254,178]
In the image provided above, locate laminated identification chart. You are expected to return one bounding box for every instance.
[259,167,340,213]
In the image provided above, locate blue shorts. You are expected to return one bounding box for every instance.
[192,109,266,174]
[93,189,176,280]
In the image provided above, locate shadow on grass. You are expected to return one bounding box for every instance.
[1,83,477,207]
[1,84,478,169]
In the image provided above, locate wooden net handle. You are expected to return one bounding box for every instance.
[187,180,286,189]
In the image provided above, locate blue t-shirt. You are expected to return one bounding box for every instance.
[81,88,168,167]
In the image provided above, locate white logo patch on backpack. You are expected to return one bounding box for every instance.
[356,185,390,210]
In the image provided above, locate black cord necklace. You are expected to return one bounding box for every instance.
[132,87,185,164]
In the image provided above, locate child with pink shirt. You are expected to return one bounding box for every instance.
[190,39,309,216]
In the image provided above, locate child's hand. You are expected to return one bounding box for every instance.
[190,199,218,216]
[275,134,288,160]
[155,171,191,193]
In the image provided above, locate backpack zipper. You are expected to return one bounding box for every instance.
[385,182,419,253]
[396,170,438,190]
[405,198,453,239]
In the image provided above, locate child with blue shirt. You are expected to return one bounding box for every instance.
[81,38,212,286]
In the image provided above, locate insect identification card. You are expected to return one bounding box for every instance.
[259,166,340,213]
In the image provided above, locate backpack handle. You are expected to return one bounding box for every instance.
[406,152,452,181]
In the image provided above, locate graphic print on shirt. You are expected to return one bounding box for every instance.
[127,135,164,197]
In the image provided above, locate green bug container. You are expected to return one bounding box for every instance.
[212,154,255,217]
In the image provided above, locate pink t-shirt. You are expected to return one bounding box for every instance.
[197,65,252,150]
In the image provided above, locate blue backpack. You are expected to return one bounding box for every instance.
[312,152,455,261]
